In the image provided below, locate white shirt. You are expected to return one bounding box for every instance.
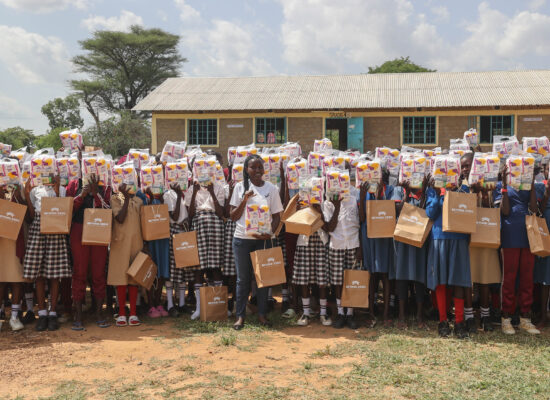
[230,180,284,239]
[184,182,225,212]
[163,189,188,224]
[322,187,360,249]
[30,185,66,213]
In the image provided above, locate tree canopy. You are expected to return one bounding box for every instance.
[0,127,35,150]
[41,94,84,131]
[368,56,435,73]
[70,25,186,129]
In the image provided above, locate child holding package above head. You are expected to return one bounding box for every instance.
[23,175,70,332]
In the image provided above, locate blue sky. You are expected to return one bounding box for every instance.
[1,0,550,135]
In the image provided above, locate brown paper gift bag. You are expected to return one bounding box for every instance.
[126,251,157,290]
[251,246,286,288]
[199,286,228,322]
[140,204,170,241]
[82,208,112,246]
[526,214,550,257]
[173,231,200,268]
[0,199,27,241]
[393,202,433,248]
[367,200,396,238]
[470,208,500,249]
[341,269,370,308]
[40,197,74,234]
[284,206,324,236]
[442,191,477,234]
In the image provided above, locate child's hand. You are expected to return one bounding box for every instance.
[244,190,255,201]
[24,178,31,196]
[360,181,369,198]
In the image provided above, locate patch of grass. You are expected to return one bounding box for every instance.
[39,380,88,400]
[310,344,342,359]
[179,363,195,373]
[218,333,237,346]
[64,362,82,368]
[148,357,175,371]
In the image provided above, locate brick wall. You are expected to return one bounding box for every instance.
[219,118,253,164]
[438,116,469,148]
[156,119,185,153]
[287,117,323,154]
[517,115,550,140]
[364,117,400,151]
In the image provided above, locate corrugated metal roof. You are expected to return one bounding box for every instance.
[133,70,550,112]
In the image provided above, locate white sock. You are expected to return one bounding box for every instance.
[191,285,202,319]
[465,307,474,321]
[282,289,289,302]
[302,297,311,316]
[25,292,34,311]
[390,294,396,307]
[38,309,48,317]
[11,304,21,319]
[166,281,174,310]
[346,307,354,316]
[319,299,327,316]
[178,284,186,307]
[480,307,490,318]
[336,299,344,316]
[49,310,57,317]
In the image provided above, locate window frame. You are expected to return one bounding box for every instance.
[187,118,219,147]
[402,116,437,145]
[254,117,287,146]
[473,115,514,143]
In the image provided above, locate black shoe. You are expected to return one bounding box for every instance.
[47,315,59,331]
[21,310,36,324]
[346,315,358,330]
[168,307,179,318]
[185,293,196,306]
[35,315,48,331]
[491,308,501,325]
[332,314,346,329]
[466,318,477,334]
[481,316,494,332]
[511,314,520,328]
[454,322,469,339]
[438,321,451,337]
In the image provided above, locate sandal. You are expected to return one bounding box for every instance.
[71,321,84,331]
[97,320,111,328]
[116,316,128,327]
[128,316,141,326]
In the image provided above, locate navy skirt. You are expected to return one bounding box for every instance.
[534,256,550,285]
[427,239,471,290]
[394,241,428,285]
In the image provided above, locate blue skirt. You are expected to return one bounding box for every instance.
[534,256,550,285]
[395,241,428,284]
[149,238,170,279]
[427,239,471,290]
[360,223,370,271]
[367,239,395,276]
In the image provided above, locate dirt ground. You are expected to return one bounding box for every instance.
[1,309,549,400]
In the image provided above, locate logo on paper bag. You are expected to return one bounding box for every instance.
[176,241,195,251]
[539,226,548,236]
[451,203,474,214]
[143,265,154,282]
[402,215,423,226]
[44,207,66,216]
[477,216,497,227]
[345,280,367,289]
[261,256,281,268]
[148,212,167,223]
[87,217,109,227]
[208,295,226,305]
[0,211,20,223]
[371,210,393,220]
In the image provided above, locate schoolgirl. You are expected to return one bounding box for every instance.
[164,183,190,317]
[23,176,71,331]
[535,166,550,329]
[230,154,283,329]
[107,183,147,327]
[0,184,26,331]
[425,178,472,338]
[66,173,111,330]
[494,166,540,335]
[185,160,226,320]
[394,177,429,330]
[323,184,360,329]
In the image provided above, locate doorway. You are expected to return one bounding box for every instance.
[325,118,347,150]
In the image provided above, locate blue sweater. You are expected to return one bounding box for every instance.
[425,187,469,240]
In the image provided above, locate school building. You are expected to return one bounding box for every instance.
[133,70,550,161]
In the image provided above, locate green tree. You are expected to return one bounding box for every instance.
[0,127,35,150]
[82,111,150,157]
[34,127,64,151]
[41,94,84,130]
[368,56,435,73]
[71,25,186,130]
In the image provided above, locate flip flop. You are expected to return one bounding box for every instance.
[96,320,111,328]
[71,321,84,331]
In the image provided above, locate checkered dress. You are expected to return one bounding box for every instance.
[292,231,328,286]
[23,214,71,280]
[169,222,198,284]
[328,248,358,286]
[223,219,237,277]
[192,211,224,270]
[277,231,287,268]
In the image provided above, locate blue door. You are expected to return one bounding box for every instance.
[347,117,364,152]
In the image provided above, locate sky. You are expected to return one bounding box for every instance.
[1,0,550,135]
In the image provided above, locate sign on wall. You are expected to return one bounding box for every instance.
[227,124,244,128]
[523,117,543,122]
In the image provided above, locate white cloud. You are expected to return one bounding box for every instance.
[182,19,275,76]
[529,0,546,10]
[0,0,88,13]
[174,0,200,22]
[81,10,143,32]
[0,25,71,84]
[0,95,33,119]
[431,5,450,22]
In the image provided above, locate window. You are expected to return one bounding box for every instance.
[479,115,513,143]
[188,119,217,146]
[403,116,436,144]
[255,118,286,145]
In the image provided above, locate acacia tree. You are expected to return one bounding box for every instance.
[368,56,435,73]
[70,25,186,130]
[41,94,84,130]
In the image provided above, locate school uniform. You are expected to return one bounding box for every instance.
[23,186,71,280]
[148,197,170,280]
[533,184,550,286]
[185,183,225,270]
[425,187,471,290]
[292,230,329,286]
[322,187,360,286]
[223,185,237,277]
[284,188,300,281]
[230,180,283,319]
[164,189,195,284]
[0,195,25,283]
